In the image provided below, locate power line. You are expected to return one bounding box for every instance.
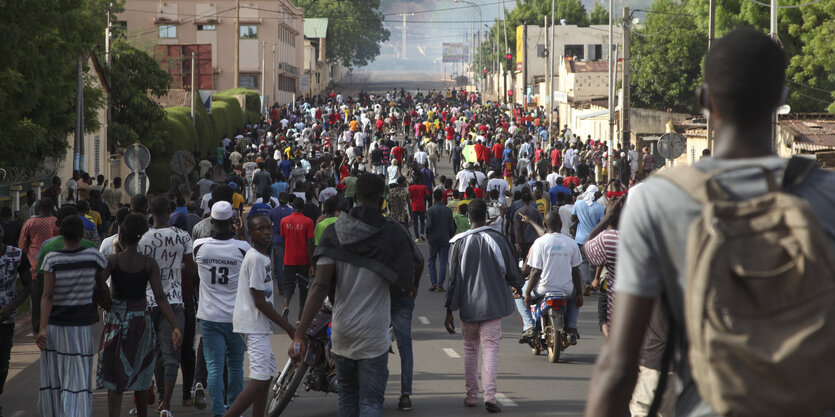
[744,0,824,8]
[787,79,834,94]
[792,90,833,104]
[630,0,692,38]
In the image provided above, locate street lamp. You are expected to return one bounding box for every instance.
[454,0,482,90]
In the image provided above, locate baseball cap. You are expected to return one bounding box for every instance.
[228,181,239,191]
[336,183,347,191]
[249,203,272,217]
[211,201,234,221]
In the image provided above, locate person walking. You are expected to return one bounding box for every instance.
[279,198,314,320]
[408,175,430,242]
[19,196,57,335]
[0,224,30,408]
[37,215,111,417]
[425,189,455,292]
[193,201,251,417]
[444,199,524,413]
[97,214,183,417]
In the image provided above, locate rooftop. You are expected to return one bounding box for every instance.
[781,113,835,151]
[149,88,191,108]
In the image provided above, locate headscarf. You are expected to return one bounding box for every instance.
[582,184,599,206]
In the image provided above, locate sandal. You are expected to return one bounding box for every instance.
[485,401,502,413]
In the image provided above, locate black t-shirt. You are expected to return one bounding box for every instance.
[370,148,383,166]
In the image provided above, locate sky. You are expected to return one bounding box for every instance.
[363,0,653,72]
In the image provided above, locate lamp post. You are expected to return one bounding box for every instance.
[454,0,482,90]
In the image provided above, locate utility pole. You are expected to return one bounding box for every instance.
[75,57,84,171]
[707,0,715,153]
[403,14,407,60]
[191,51,196,121]
[260,41,266,114]
[545,15,549,120]
[522,22,528,110]
[550,0,555,135]
[607,0,615,180]
[272,43,276,107]
[234,0,240,88]
[621,7,631,149]
[770,0,779,151]
[502,0,509,103]
[105,2,112,125]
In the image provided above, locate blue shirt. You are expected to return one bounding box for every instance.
[571,202,605,245]
[269,204,294,243]
[278,160,293,179]
[271,182,289,199]
[548,185,572,207]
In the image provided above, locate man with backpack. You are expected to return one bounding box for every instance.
[585,28,835,417]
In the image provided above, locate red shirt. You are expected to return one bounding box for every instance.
[443,189,455,204]
[474,143,489,163]
[492,143,505,160]
[550,149,562,167]
[408,184,430,212]
[280,212,314,266]
[564,176,580,187]
[375,119,385,131]
[445,126,455,140]
[473,188,484,199]
[391,146,404,164]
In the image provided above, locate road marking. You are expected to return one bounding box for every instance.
[442,348,460,358]
[495,393,518,407]
[418,316,430,325]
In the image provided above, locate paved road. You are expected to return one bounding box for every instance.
[337,71,458,98]
[2,79,602,416]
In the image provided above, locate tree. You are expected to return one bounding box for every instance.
[0,0,109,169]
[291,0,391,68]
[590,2,609,25]
[785,0,835,112]
[107,39,171,150]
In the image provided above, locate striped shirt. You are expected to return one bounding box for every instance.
[41,247,106,326]
[584,229,619,324]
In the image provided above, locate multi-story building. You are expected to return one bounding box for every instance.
[118,0,304,105]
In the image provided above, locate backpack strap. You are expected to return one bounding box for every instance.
[654,166,729,204]
[782,156,817,191]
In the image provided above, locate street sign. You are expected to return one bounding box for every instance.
[125,171,149,197]
[171,150,196,176]
[124,143,151,172]
[508,90,513,96]
[658,133,685,160]
[199,91,213,114]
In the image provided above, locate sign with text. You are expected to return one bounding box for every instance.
[442,43,469,63]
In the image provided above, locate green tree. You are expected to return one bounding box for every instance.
[291,0,390,68]
[0,0,109,169]
[590,2,609,25]
[107,39,171,150]
[786,0,835,112]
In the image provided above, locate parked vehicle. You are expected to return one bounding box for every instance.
[526,292,577,363]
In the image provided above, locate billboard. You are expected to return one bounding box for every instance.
[442,43,469,63]
[516,26,524,72]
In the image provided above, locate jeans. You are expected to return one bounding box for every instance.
[333,352,388,417]
[428,244,450,288]
[412,211,426,237]
[200,320,245,417]
[515,283,578,331]
[390,296,414,396]
[152,304,185,390]
[514,280,537,331]
[29,274,43,335]
[461,318,502,403]
[271,243,285,292]
[0,323,13,396]
[578,244,591,286]
[181,300,196,398]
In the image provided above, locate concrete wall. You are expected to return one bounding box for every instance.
[119,0,304,104]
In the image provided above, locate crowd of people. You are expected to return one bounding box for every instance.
[1,28,829,417]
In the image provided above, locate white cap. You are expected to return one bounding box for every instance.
[211,201,234,221]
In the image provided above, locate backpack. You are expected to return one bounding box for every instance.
[655,157,835,417]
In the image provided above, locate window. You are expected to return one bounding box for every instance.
[240,25,258,39]
[159,25,177,38]
[197,24,216,31]
[564,45,584,60]
[239,74,258,89]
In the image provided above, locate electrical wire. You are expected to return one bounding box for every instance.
[787,79,835,94]
[743,0,824,9]
[630,0,692,38]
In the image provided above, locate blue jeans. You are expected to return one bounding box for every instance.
[412,211,426,237]
[333,352,389,417]
[200,320,244,417]
[514,282,579,331]
[271,243,284,290]
[391,296,414,396]
[427,244,450,288]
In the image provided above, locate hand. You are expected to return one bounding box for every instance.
[410,286,418,300]
[171,328,183,350]
[524,294,533,307]
[520,214,529,223]
[575,293,584,308]
[515,244,522,254]
[35,330,47,351]
[591,277,600,290]
[601,323,610,341]
[444,311,456,334]
[289,338,307,365]
[308,266,315,281]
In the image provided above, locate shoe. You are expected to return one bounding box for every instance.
[415,238,420,243]
[193,383,207,409]
[128,407,138,416]
[398,395,412,411]
[155,402,163,414]
[485,401,502,413]
[584,284,592,296]
[181,397,193,407]
[428,284,437,292]
[160,411,173,417]
[435,286,445,293]
[464,398,477,408]
[282,308,290,321]
[519,328,534,344]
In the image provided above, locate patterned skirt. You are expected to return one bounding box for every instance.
[39,324,94,417]
[96,299,156,392]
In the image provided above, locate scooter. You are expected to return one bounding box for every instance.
[526,292,577,363]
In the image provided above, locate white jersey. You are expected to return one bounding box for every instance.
[193,236,251,323]
[233,248,274,334]
[139,227,193,307]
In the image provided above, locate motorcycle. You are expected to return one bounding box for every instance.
[267,306,337,417]
[526,292,577,363]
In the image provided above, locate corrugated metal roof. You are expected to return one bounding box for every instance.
[304,18,328,39]
[781,115,835,151]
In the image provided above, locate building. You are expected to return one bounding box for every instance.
[302,18,347,97]
[118,0,304,105]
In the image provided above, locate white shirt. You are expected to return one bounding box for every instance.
[527,233,582,296]
[194,236,251,323]
[558,204,575,237]
[414,151,428,166]
[486,178,510,205]
[233,248,274,334]
[139,227,194,307]
[354,131,366,147]
[546,172,562,189]
[201,193,213,216]
[319,187,337,202]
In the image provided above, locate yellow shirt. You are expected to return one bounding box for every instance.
[349,120,359,132]
[535,198,548,218]
[85,211,101,227]
[232,193,244,210]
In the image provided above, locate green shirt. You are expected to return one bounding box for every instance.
[36,237,97,273]
[454,214,470,235]
[314,216,339,245]
[342,176,358,198]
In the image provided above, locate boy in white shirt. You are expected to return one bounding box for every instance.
[225,214,296,417]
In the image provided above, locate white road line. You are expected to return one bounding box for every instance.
[495,393,518,407]
[418,316,430,325]
[442,348,461,358]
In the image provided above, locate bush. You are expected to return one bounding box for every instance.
[210,100,232,139]
[218,87,260,112]
[192,94,216,155]
[212,95,244,134]
[145,106,199,194]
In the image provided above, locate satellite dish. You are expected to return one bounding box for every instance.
[777,104,791,115]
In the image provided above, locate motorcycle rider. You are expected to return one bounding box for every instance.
[516,211,584,343]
